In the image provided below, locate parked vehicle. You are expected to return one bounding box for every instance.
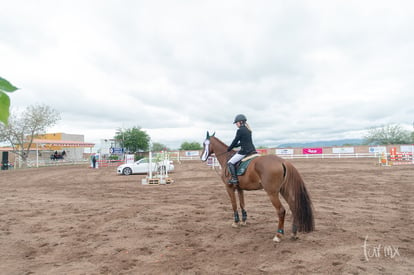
[117,158,174,176]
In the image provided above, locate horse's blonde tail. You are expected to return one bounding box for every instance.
[280,161,315,233]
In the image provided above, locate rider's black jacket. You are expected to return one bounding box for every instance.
[227,125,256,155]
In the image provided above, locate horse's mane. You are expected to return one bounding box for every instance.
[211,136,228,148]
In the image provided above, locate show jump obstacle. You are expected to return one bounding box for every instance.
[379,146,414,166]
[141,151,173,185]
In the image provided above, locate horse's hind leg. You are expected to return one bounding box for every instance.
[280,189,299,240]
[237,189,247,226]
[268,193,286,242]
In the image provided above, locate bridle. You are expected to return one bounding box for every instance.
[202,134,235,178]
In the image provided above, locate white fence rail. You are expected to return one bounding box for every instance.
[7,151,412,170]
[170,153,382,162]
[25,159,90,168]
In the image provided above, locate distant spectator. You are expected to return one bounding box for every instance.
[92,155,97,168]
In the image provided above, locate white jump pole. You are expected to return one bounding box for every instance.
[164,151,168,178]
[36,143,39,168]
[412,143,414,164]
[149,151,153,179]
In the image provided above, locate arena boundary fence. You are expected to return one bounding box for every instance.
[170,152,382,161]
[96,159,124,167]
[273,153,379,159]
[21,159,90,168]
[6,143,413,169]
[169,144,414,162]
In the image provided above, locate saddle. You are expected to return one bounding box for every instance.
[235,153,260,176]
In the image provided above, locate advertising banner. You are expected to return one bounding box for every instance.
[276,149,294,155]
[303,148,322,154]
[400,145,414,152]
[369,147,386,153]
[332,147,355,154]
[257,149,268,154]
[110,147,123,154]
[185,151,199,157]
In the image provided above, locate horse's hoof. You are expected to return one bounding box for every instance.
[273,235,281,242]
[232,222,240,228]
[240,221,247,226]
[290,235,299,241]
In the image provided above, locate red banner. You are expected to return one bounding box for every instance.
[303,148,323,154]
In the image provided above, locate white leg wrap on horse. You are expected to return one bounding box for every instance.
[273,235,281,242]
[232,222,239,228]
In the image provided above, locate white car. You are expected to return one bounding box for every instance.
[117,158,174,176]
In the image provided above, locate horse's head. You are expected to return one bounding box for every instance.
[200,131,215,162]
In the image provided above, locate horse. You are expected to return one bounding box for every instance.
[50,154,63,160]
[200,132,314,242]
[50,151,65,160]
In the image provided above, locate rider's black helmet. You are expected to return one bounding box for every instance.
[233,114,247,124]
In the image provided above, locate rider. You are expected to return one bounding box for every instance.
[227,114,256,185]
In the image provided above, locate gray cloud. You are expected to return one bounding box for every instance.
[2,0,414,149]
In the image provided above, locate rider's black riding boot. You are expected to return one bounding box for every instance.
[227,163,239,185]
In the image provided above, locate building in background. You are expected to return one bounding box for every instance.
[1,133,95,168]
[34,133,94,161]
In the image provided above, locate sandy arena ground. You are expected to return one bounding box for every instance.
[0,158,413,274]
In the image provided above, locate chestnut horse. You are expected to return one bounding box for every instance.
[201,132,314,242]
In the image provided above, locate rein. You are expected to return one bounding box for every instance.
[211,150,235,178]
[214,151,232,158]
[212,163,222,178]
[205,136,235,179]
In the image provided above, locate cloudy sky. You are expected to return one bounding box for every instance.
[1,0,413,149]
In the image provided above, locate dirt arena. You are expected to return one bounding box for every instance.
[0,158,413,274]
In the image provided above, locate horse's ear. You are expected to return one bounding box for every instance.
[206,131,215,139]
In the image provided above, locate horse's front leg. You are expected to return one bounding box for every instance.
[237,189,247,226]
[226,186,240,228]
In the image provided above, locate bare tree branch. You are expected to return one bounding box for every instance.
[0,104,60,166]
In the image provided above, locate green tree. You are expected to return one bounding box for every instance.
[114,126,150,152]
[0,77,18,125]
[180,141,202,150]
[152,142,170,152]
[363,124,411,145]
[0,104,60,166]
